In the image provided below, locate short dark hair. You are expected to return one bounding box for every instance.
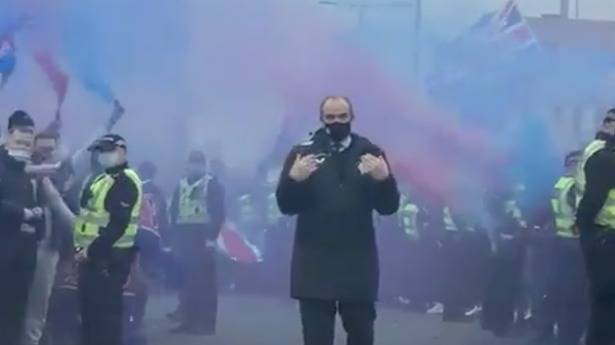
[608,108,615,115]
[319,96,354,118]
[35,130,60,142]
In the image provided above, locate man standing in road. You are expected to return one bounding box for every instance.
[276,96,400,345]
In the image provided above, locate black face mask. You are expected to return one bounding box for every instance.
[326,122,351,142]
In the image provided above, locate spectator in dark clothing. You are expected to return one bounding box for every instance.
[23,129,73,345]
[276,96,400,345]
[576,113,615,345]
[0,110,43,345]
[132,161,168,328]
[168,150,226,335]
[481,185,528,338]
[137,161,169,251]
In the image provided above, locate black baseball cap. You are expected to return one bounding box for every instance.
[8,110,35,131]
[88,134,127,152]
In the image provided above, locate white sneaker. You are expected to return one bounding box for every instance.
[464,305,482,317]
[426,303,444,314]
[397,296,411,305]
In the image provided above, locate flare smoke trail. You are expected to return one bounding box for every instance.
[0,0,612,210]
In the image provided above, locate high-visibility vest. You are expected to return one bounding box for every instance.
[576,139,605,205]
[596,190,615,229]
[266,192,283,226]
[176,177,211,225]
[591,147,615,229]
[443,207,458,232]
[550,176,577,238]
[398,195,419,237]
[74,169,142,249]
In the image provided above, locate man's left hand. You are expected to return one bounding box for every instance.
[359,154,390,181]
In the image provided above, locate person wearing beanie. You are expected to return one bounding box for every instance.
[0,110,44,345]
[168,150,226,335]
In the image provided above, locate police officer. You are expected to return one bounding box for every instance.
[260,166,292,297]
[440,205,477,321]
[276,96,400,345]
[74,134,142,345]
[169,150,225,335]
[531,150,586,345]
[0,111,43,345]
[396,191,430,311]
[575,110,615,207]
[577,109,615,345]
[482,183,528,338]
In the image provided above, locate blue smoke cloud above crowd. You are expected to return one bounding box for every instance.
[0,0,613,215]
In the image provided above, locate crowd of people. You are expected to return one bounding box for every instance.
[0,96,614,345]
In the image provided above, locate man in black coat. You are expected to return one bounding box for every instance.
[0,110,44,345]
[276,96,400,345]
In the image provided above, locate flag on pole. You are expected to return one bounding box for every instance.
[428,0,539,90]
[33,52,69,110]
[471,0,538,49]
[0,35,15,88]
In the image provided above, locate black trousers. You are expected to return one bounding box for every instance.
[441,231,489,320]
[582,231,615,345]
[482,237,525,335]
[403,238,437,308]
[299,299,376,345]
[133,228,162,327]
[539,237,587,345]
[177,231,217,331]
[78,249,134,345]
[46,288,80,345]
[0,234,37,345]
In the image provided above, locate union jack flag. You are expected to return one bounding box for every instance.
[428,0,539,89]
[476,0,538,49]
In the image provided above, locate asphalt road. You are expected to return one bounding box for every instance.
[144,294,528,345]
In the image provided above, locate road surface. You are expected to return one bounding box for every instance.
[144,294,528,345]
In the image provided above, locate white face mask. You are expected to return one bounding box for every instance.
[7,149,32,162]
[98,152,120,168]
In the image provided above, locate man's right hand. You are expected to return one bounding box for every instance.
[289,154,318,182]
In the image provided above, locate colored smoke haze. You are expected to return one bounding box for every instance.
[0,0,612,216]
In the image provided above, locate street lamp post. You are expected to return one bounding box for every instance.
[318,0,422,77]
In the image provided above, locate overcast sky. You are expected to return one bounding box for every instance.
[419,0,615,37]
[425,0,615,24]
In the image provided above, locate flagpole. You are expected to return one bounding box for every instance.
[413,0,422,79]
